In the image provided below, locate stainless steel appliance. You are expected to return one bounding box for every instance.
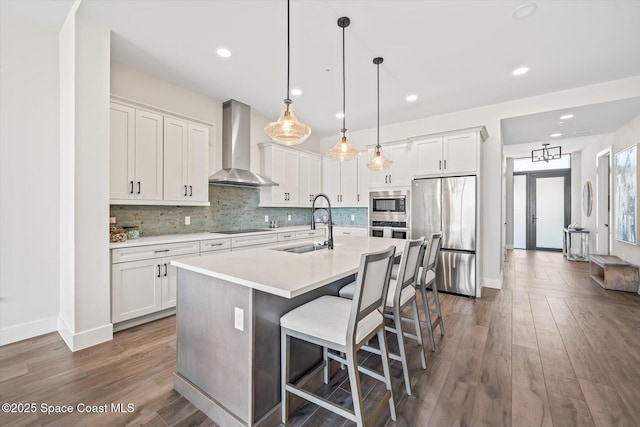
[412,176,477,297]
[370,190,409,239]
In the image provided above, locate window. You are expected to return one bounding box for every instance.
[514,154,571,172]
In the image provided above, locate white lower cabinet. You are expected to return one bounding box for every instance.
[111,241,199,323]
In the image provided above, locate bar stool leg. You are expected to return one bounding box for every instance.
[431,283,445,336]
[420,285,436,351]
[345,347,365,427]
[323,346,329,384]
[411,299,427,369]
[393,308,412,396]
[281,330,290,424]
[377,328,397,421]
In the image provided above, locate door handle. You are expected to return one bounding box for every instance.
[137,181,141,194]
[385,175,388,184]
[444,160,447,170]
[157,264,161,278]
[389,175,391,183]
[130,181,134,194]
[189,185,193,197]
[184,185,188,196]
[164,263,168,277]
[439,160,442,170]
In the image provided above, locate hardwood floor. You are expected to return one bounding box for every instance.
[1,250,640,426]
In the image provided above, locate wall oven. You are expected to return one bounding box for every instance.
[370,190,410,239]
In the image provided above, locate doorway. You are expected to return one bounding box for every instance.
[596,147,612,254]
[514,170,571,250]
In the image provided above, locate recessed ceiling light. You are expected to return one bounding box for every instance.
[216,48,231,58]
[406,94,418,102]
[550,133,562,138]
[335,113,345,119]
[512,67,529,76]
[512,3,537,20]
[559,114,574,120]
[291,88,302,96]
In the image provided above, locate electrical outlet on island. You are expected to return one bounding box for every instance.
[185,216,191,225]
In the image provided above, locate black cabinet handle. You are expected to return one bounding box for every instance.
[130,181,134,194]
[164,263,168,277]
[439,160,442,170]
[385,175,388,184]
[357,194,360,202]
[184,185,188,196]
[157,264,161,278]
[444,160,447,170]
[137,181,141,194]
[189,185,193,197]
[389,175,391,183]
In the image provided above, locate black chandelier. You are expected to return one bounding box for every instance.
[532,143,561,162]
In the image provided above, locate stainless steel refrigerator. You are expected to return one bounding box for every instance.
[412,176,476,297]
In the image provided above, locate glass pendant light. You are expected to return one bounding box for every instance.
[368,57,392,171]
[328,17,358,161]
[264,0,311,145]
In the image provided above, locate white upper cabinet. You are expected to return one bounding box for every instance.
[322,157,360,206]
[260,143,321,207]
[110,101,210,206]
[414,129,484,177]
[299,152,322,206]
[110,103,163,201]
[134,110,164,200]
[367,142,414,188]
[110,103,136,200]
[357,152,370,206]
[163,118,209,203]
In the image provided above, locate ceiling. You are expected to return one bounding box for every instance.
[3,0,640,140]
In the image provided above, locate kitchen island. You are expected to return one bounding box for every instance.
[171,235,404,427]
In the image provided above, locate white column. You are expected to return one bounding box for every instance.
[58,11,112,351]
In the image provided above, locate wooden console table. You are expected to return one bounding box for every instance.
[590,255,639,292]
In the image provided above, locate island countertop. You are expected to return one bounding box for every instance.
[171,235,405,298]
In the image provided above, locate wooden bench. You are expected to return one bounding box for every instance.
[590,255,639,292]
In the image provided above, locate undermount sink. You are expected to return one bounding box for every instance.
[273,241,337,254]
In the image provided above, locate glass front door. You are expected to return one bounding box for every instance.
[533,176,566,250]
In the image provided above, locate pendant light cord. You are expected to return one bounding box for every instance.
[342,24,346,133]
[376,61,380,148]
[286,0,290,102]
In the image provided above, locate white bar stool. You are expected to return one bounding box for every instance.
[339,237,427,396]
[280,246,397,427]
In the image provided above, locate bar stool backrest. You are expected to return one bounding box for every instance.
[348,245,396,345]
[393,237,425,301]
[421,232,443,284]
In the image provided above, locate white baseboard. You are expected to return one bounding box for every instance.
[58,317,113,352]
[0,317,58,346]
[506,244,514,250]
[482,276,503,290]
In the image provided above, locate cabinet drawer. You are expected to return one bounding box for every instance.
[200,238,231,253]
[231,233,278,249]
[295,229,326,240]
[278,231,296,242]
[335,227,367,236]
[112,241,200,263]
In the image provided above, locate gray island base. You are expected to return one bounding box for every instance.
[171,236,405,426]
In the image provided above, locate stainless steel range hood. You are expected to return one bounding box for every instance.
[208,100,278,187]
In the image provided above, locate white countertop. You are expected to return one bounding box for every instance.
[171,235,404,298]
[109,224,366,249]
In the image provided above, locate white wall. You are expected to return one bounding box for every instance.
[0,11,61,345]
[321,76,640,290]
[580,115,640,278]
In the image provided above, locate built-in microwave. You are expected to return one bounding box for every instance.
[370,190,409,223]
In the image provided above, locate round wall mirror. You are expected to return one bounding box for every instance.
[583,181,593,217]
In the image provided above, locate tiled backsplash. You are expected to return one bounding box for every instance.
[110,186,368,237]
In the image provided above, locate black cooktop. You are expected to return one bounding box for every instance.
[215,229,272,234]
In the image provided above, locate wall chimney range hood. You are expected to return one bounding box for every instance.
[208,100,278,187]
